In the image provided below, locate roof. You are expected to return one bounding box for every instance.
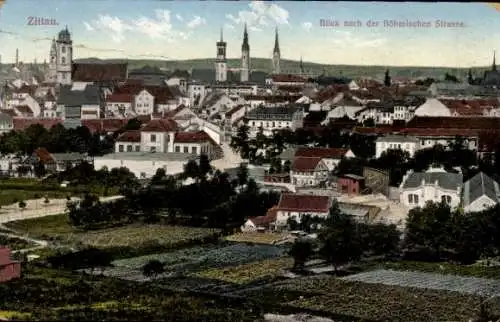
[169,69,190,79]
[402,171,463,190]
[116,130,141,142]
[141,119,178,132]
[95,152,196,162]
[248,206,278,227]
[376,135,419,143]
[291,157,322,172]
[81,119,129,134]
[341,174,364,181]
[13,118,63,131]
[278,147,298,161]
[406,116,500,129]
[295,147,348,159]
[277,193,332,213]
[34,147,53,164]
[225,105,244,117]
[51,153,87,162]
[14,105,33,115]
[463,172,500,208]
[174,131,215,144]
[72,63,128,82]
[57,84,101,106]
[246,105,300,120]
[106,93,133,103]
[272,74,306,83]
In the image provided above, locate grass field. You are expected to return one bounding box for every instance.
[0,234,37,250]
[0,190,70,207]
[5,214,220,249]
[192,257,293,284]
[225,232,290,245]
[380,260,500,279]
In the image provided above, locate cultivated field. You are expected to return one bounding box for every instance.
[5,214,220,248]
[95,243,287,282]
[234,275,500,321]
[225,232,290,245]
[193,257,293,284]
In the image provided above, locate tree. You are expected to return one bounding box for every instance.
[384,69,391,87]
[236,163,248,186]
[444,73,459,83]
[467,69,474,85]
[151,168,166,184]
[18,200,26,210]
[283,160,291,173]
[142,259,165,279]
[230,125,250,159]
[44,197,50,205]
[289,240,313,271]
[198,154,212,180]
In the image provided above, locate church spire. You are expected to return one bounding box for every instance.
[493,50,497,71]
[299,56,304,74]
[220,28,223,42]
[273,27,280,55]
[242,23,249,52]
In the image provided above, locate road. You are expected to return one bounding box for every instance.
[0,195,124,224]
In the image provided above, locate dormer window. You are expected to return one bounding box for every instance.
[61,47,66,54]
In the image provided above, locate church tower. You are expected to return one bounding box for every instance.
[56,26,73,85]
[46,38,58,83]
[215,28,227,82]
[272,27,281,74]
[240,23,250,83]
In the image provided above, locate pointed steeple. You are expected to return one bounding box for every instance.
[242,23,249,52]
[220,28,224,42]
[493,51,497,71]
[273,27,280,55]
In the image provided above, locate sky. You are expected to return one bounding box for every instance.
[1,1,500,67]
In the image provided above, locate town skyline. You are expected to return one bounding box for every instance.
[1,1,500,67]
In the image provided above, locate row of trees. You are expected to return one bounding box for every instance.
[67,157,279,230]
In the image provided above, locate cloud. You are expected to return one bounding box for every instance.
[83,15,132,43]
[187,16,206,29]
[176,14,183,22]
[85,10,189,43]
[302,22,312,31]
[224,23,235,30]
[331,31,387,48]
[226,0,289,32]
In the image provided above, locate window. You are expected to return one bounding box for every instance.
[175,146,180,152]
[408,194,419,204]
[135,145,140,152]
[127,145,133,152]
[252,121,255,126]
[61,57,66,64]
[192,146,197,154]
[183,146,189,153]
[408,194,413,204]
[414,194,419,204]
[150,134,156,142]
[441,195,452,204]
[118,145,124,152]
[150,147,156,152]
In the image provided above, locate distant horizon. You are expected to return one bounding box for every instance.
[1,2,500,67]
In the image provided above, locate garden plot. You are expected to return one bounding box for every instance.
[342,269,500,297]
[100,243,286,281]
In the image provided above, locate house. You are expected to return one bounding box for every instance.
[290,157,329,187]
[200,92,236,117]
[42,92,58,118]
[246,105,305,137]
[338,174,365,196]
[115,130,141,152]
[375,135,420,158]
[105,93,134,118]
[241,206,278,232]
[57,84,102,124]
[0,247,21,282]
[34,148,92,173]
[71,62,128,84]
[399,167,463,210]
[173,131,219,159]
[0,112,14,134]
[322,98,365,123]
[413,98,452,117]
[294,147,355,171]
[166,69,190,93]
[274,193,333,228]
[139,119,179,153]
[462,172,500,213]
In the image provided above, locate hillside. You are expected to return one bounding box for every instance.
[74,57,491,80]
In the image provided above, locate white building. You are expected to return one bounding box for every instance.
[462,172,500,213]
[290,157,329,187]
[399,167,463,210]
[246,105,304,137]
[274,193,333,228]
[134,89,155,115]
[375,135,420,158]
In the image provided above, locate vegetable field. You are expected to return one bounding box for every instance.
[99,244,287,281]
[225,233,290,245]
[234,275,500,321]
[342,269,500,297]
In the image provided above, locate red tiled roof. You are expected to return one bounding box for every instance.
[243,95,302,103]
[248,206,278,226]
[34,147,54,164]
[352,126,395,134]
[14,105,33,115]
[272,74,306,83]
[277,193,331,213]
[13,118,63,131]
[81,119,129,134]
[116,130,141,142]
[141,119,178,132]
[276,85,303,92]
[174,131,215,144]
[291,157,322,172]
[406,116,500,129]
[106,93,133,103]
[72,63,128,82]
[400,128,483,137]
[295,147,348,159]
[116,84,173,101]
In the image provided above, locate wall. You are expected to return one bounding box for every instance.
[464,195,497,213]
[93,158,185,178]
[275,210,328,226]
[401,185,460,209]
[201,121,221,145]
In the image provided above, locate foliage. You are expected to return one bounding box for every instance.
[18,200,26,209]
[142,259,165,279]
[289,240,313,270]
[384,69,391,87]
[0,235,36,250]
